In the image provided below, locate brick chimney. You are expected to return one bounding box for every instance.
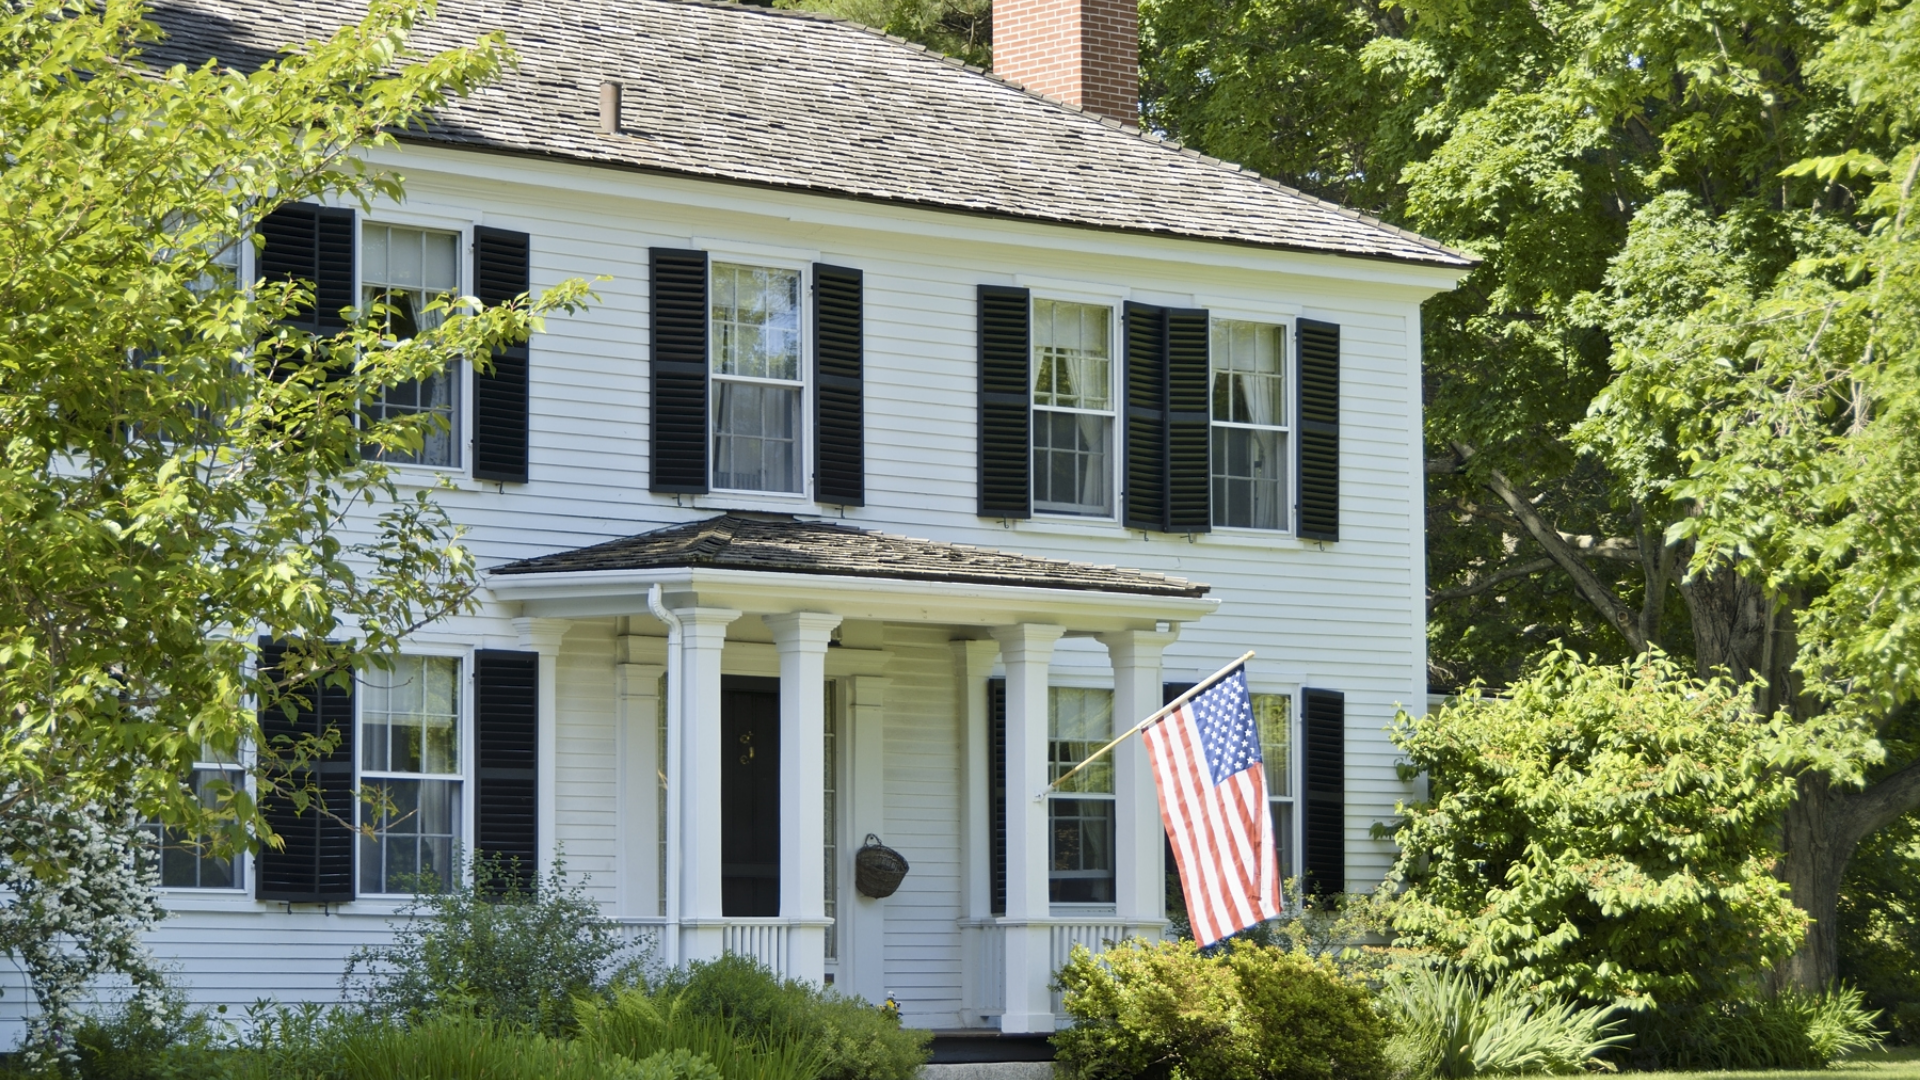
[992,0,1139,123]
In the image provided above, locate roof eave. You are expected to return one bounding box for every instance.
[388,132,1478,272]
[485,565,1220,631]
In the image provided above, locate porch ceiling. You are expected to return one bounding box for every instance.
[485,513,1219,632]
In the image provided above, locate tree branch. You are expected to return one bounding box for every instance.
[1460,443,1650,653]
[1836,757,1920,849]
[1426,452,1467,476]
[1429,557,1558,608]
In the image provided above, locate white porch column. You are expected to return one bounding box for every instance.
[843,673,891,1006]
[616,634,666,919]
[765,612,842,986]
[514,617,570,879]
[990,623,1064,1034]
[1099,629,1180,936]
[672,606,740,964]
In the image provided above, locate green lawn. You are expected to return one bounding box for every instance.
[1615,1047,1920,1080]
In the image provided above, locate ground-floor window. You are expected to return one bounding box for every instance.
[1048,686,1115,904]
[144,762,245,889]
[360,655,462,894]
[1252,692,1296,880]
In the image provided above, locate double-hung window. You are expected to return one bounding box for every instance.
[711,262,804,493]
[1211,320,1291,530]
[1032,300,1115,517]
[1048,687,1116,904]
[143,757,246,890]
[363,224,462,468]
[360,655,462,894]
[1252,692,1297,879]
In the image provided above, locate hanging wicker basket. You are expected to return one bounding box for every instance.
[854,834,909,898]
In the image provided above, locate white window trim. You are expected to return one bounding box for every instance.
[1208,314,1299,536]
[1029,295,1121,523]
[704,253,813,503]
[357,208,477,482]
[1246,682,1304,888]
[353,644,475,899]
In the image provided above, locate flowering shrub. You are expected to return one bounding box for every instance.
[0,788,167,1067]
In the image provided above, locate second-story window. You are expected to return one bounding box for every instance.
[1032,299,1114,517]
[711,262,803,493]
[363,224,461,468]
[1211,320,1291,530]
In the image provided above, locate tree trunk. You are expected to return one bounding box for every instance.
[1778,761,1920,989]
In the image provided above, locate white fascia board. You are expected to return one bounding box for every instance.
[483,566,1219,631]
[361,144,1470,297]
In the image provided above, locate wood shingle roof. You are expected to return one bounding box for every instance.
[491,513,1211,598]
[143,0,1471,267]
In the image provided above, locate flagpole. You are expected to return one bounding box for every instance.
[1034,650,1255,801]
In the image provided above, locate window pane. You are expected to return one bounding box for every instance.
[1033,300,1111,410]
[1211,320,1286,425]
[1271,801,1295,881]
[1032,410,1112,516]
[1049,798,1115,904]
[712,381,800,492]
[362,225,461,468]
[1049,688,1114,793]
[1210,426,1288,530]
[362,657,461,775]
[148,768,241,889]
[711,263,801,381]
[362,778,459,894]
[1251,693,1291,798]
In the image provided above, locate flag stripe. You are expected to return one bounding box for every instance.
[1140,664,1282,946]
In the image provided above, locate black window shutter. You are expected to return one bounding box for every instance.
[1296,319,1341,542]
[472,227,532,483]
[650,248,710,494]
[1123,302,1167,532]
[475,649,540,893]
[255,639,356,903]
[977,285,1031,518]
[813,264,865,506]
[988,677,1007,917]
[1302,688,1346,897]
[1165,308,1212,533]
[260,203,355,336]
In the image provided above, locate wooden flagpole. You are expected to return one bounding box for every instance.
[1034,650,1255,801]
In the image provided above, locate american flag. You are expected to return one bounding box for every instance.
[1142,665,1282,946]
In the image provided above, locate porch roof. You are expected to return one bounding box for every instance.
[492,513,1208,598]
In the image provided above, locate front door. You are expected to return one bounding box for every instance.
[721,676,781,916]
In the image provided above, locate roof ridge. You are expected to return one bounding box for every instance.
[625,0,1471,265]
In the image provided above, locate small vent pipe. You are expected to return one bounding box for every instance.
[599,80,622,134]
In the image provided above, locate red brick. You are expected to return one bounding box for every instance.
[992,0,1138,122]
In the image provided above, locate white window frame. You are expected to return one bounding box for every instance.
[1246,683,1303,890]
[1029,295,1120,522]
[354,645,474,898]
[706,255,812,501]
[355,208,477,480]
[1208,315,1298,535]
[147,754,250,893]
[1044,682,1119,914]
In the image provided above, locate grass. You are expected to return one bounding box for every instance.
[1584,1046,1920,1080]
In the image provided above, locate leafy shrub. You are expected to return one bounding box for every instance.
[1052,938,1389,1080]
[576,989,822,1080]
[651,954,929,1080]
[340,855,638,1033]
[1381,967,1628,1077]
[1385,649,1812,1007]
[1624,985,1883,1070]
[620,1048,722,1080]
[69,991,227,1080]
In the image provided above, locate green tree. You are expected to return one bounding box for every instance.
[1140,0,1920,987]
[775,0,992,68]
[0,0,589,1024]
[1386,649,1815,1008]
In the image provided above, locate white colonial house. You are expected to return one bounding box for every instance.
[0,0,1469,1048]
